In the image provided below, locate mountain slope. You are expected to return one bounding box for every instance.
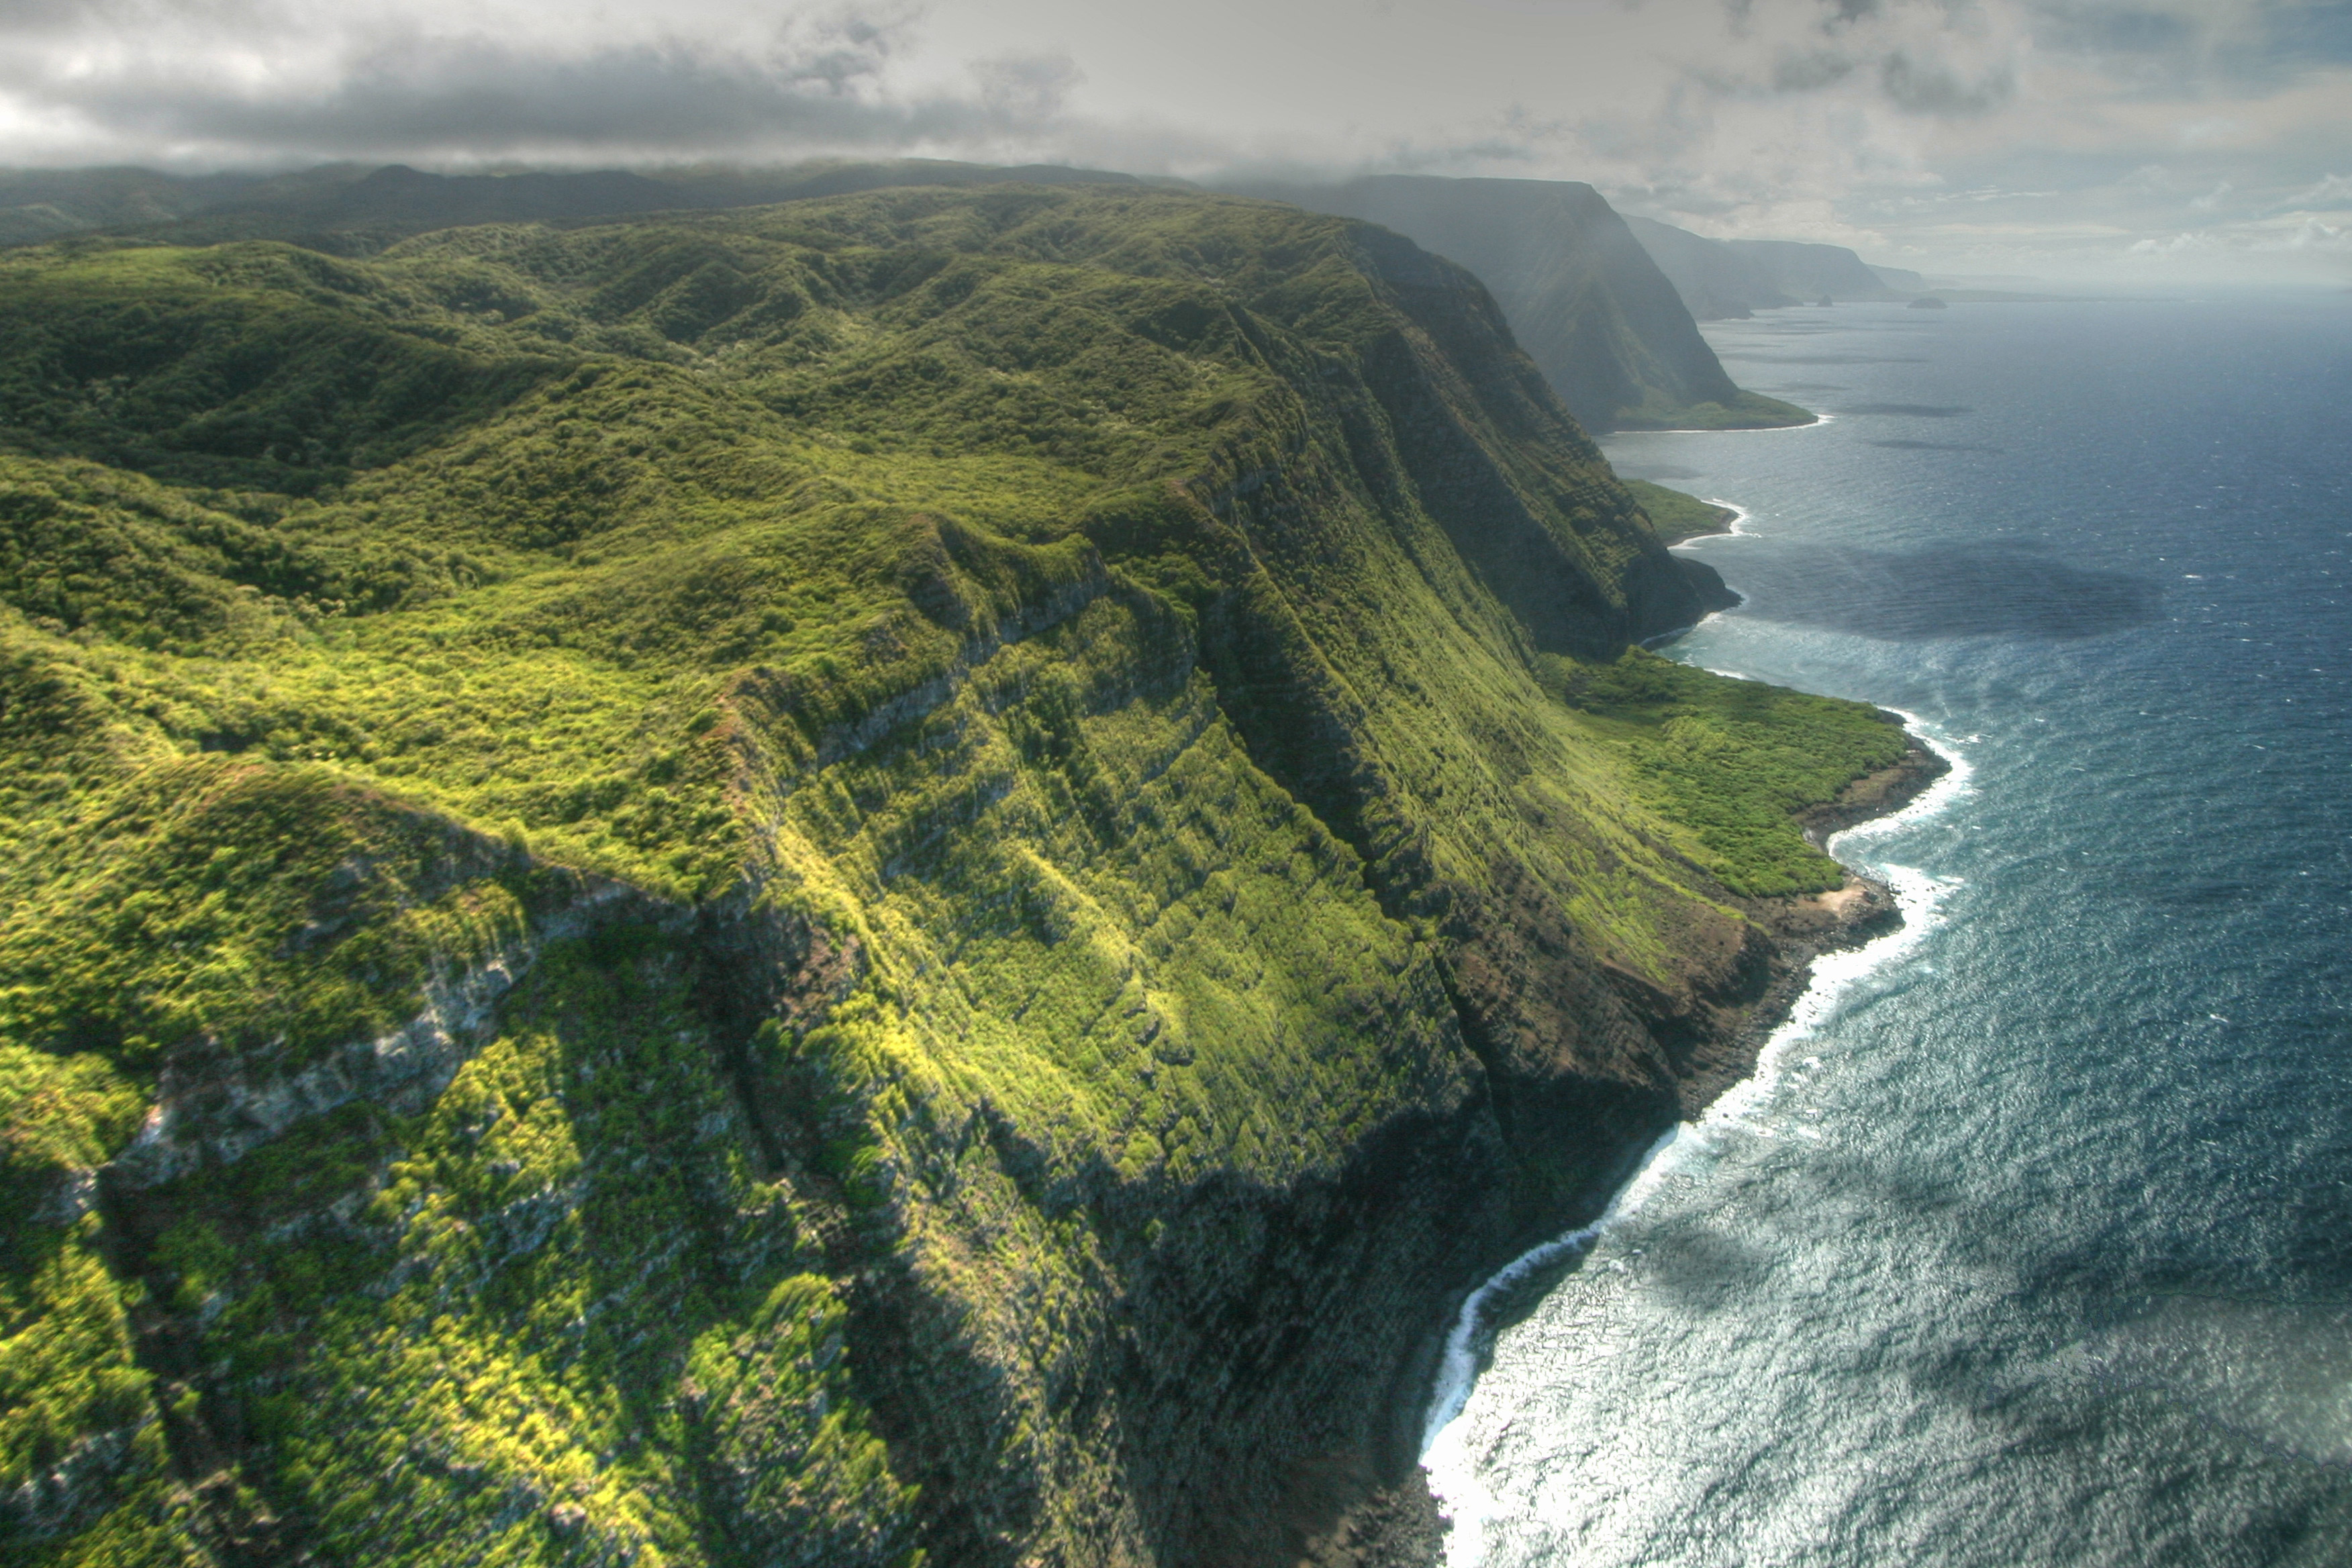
[1622,214,1799,320]
[1228,176,1812,431]
[0,185,1920,1567]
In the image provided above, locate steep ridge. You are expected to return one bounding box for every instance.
[1726,238,1906,301]
[1225,176,1812,432]
[0,185,1924,1567]
[1622,215,1799,320]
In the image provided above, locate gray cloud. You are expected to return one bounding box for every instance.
[0,2,1078,164]
[971,52,1085,121]
[15,39,894,156]
[0,0,2343,280]
[1878,50,2015,113]
[1773,50,1861,91]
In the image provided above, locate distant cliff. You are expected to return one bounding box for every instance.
[1726,238,1908,301]
[1625,216,1921,318]
[1226,176,1812,431]
[1622,215,1798,320]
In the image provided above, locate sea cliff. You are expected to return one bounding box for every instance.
[1223,177,1815,433]
[3,183,1922,1567]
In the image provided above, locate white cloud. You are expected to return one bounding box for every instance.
[2281,215,2349,249]
[2285,173,2352,208]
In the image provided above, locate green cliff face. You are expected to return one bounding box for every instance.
[0,185,1906,1567]
[1620,215,1800,322]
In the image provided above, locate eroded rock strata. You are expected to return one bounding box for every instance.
[3,184,1922,1567]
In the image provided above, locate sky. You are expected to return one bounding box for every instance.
[3,0,2349,280]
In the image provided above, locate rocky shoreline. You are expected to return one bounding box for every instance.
[1318,727,1951,1568]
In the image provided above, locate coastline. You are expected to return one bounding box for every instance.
[1610,411,1836,438]
[1661,497,1753,548]
[1314,724,1960,1568]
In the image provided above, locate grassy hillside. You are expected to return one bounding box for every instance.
[0,185,1904,1567]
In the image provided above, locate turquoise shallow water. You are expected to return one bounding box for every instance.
[1422,290,2352,1566]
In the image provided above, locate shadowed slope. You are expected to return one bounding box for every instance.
[1228,176,1814,431]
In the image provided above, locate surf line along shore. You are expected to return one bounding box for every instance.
[1302,720,1960,1568]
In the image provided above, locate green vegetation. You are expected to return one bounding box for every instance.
[1545,649,1908,897]
[1621,479,1734,544]
[132,936,917,1567]
[0,185,1904,1565]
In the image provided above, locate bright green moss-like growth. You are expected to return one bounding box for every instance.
[1548,648,1910,897]
[0,185,1907,1565]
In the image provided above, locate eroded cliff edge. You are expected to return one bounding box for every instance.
[3,185,1921,1568]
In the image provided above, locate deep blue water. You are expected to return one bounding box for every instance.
[1422,290,2352,1565]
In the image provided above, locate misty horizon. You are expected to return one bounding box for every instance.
[0,0,2346,285]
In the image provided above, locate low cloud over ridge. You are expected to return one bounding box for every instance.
[1,0,2347,279]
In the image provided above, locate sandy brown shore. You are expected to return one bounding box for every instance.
[1311,728,1951,1568]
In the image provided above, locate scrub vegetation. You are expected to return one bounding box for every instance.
[0,184,1903,1566]
[1620,479,1734,544]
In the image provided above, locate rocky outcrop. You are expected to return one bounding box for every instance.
[103,871,669,1194]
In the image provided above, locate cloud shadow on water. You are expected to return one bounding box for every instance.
[1839,402,1973,417]
[1868,438,2004,452]
[1634,1227,1774,1317]
[1718,542,2163,640]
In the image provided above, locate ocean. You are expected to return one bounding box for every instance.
[1421,287,2352,1565]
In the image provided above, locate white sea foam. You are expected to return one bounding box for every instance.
[1668,498,1754,547]
[1420,718,1973,1565]
[1615,412,1836,436]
